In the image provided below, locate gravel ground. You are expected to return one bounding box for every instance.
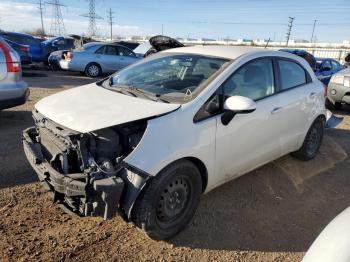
[1,69,350,261]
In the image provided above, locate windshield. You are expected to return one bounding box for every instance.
[108,54,230,103]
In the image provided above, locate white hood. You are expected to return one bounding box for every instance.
[35,83,180,133]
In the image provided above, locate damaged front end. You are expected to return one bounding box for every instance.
[23,110,149,220]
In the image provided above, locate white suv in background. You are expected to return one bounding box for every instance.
[0,38,29,110]
[23,46,326,240]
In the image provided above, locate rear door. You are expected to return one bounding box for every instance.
[116,46,139,69]
[96,45,121,72]
[275,57,316,153]
[213,57,284,183]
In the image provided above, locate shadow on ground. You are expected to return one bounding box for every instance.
[171,128,350,253]
[0,110,37,188]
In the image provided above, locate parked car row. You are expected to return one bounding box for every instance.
[2,32,350,114]
[55,35,185,77]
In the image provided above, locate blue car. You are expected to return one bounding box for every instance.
[279,49,344,85]
[315,58,344,85]
[0,31,44,62]
[3,38,32,65]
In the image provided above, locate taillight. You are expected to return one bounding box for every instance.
[20,47,29,52]
[66,52,73,60]
[0,41,20,72]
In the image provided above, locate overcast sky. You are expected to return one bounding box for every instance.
[0,0,349,42]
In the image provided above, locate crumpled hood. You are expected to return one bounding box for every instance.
[35,83,180,133]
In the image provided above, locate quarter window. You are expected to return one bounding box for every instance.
[278,60,307,90]
[223,58,275,100]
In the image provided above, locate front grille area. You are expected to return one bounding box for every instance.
[38,127,80,174]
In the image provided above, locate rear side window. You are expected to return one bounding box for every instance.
[117,46,135,57]
[278,60,307,90]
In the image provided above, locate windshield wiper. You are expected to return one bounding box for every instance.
[109,82,170,103]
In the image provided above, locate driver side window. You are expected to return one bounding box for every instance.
[223,58,275,101]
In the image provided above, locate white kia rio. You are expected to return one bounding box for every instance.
[23,46,326,240]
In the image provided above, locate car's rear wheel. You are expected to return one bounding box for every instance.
[291,117,325,161]
[131,160,202,240]
[85,63,101,77]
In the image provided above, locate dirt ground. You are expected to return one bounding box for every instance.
[1,69,350,261]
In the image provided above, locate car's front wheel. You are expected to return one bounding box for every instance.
[85,63,101,77]
[131,160,202,240]
[291,117,325,161]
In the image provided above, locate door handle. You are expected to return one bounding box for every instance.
[271,107,283,114]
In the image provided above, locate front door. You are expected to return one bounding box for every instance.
[214,58,284,183]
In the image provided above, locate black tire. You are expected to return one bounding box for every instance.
[85,63,101,77]
[131,160,202,240]
[291,118,325,161]
[333,102,342,110]
[326,98,342,110]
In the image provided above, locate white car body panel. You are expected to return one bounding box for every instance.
[302,207,350,262]
[124,47,326,192]
[35,84,180,133]
[37,45,326,193]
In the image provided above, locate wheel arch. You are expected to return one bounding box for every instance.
[85,61,102,74]
[182,156,208,193]
[125,156,208,220]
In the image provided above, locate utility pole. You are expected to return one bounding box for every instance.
[37,0,45,35]
[286,16,294,46]
[46,0,66,36]
[81,0,103,37]
[107,8,114,41]
[310,19,317,43]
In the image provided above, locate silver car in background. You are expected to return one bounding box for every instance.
[59,42,141,77]
[0,38,29,110]
[326,68,350,109]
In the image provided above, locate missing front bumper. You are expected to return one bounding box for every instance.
[22,127,124,220]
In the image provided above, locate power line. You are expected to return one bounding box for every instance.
[37,0,45,35]
[46,0,66,36]
[107,8,114,41]
[286,17,294,46]
[81,0,103,37]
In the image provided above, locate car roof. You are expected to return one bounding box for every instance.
[1,31,34,38]
[163,45,275,60]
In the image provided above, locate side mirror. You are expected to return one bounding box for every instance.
[221,96,256,125]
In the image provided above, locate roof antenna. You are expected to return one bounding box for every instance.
[264,38,271,49]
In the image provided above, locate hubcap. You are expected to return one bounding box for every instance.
[156,176,191,223]
[88,65,99,76]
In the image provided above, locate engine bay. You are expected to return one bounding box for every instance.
[33,109,147,177]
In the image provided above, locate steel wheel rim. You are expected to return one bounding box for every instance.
[307,125,321,155]
[156,175,192,224]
